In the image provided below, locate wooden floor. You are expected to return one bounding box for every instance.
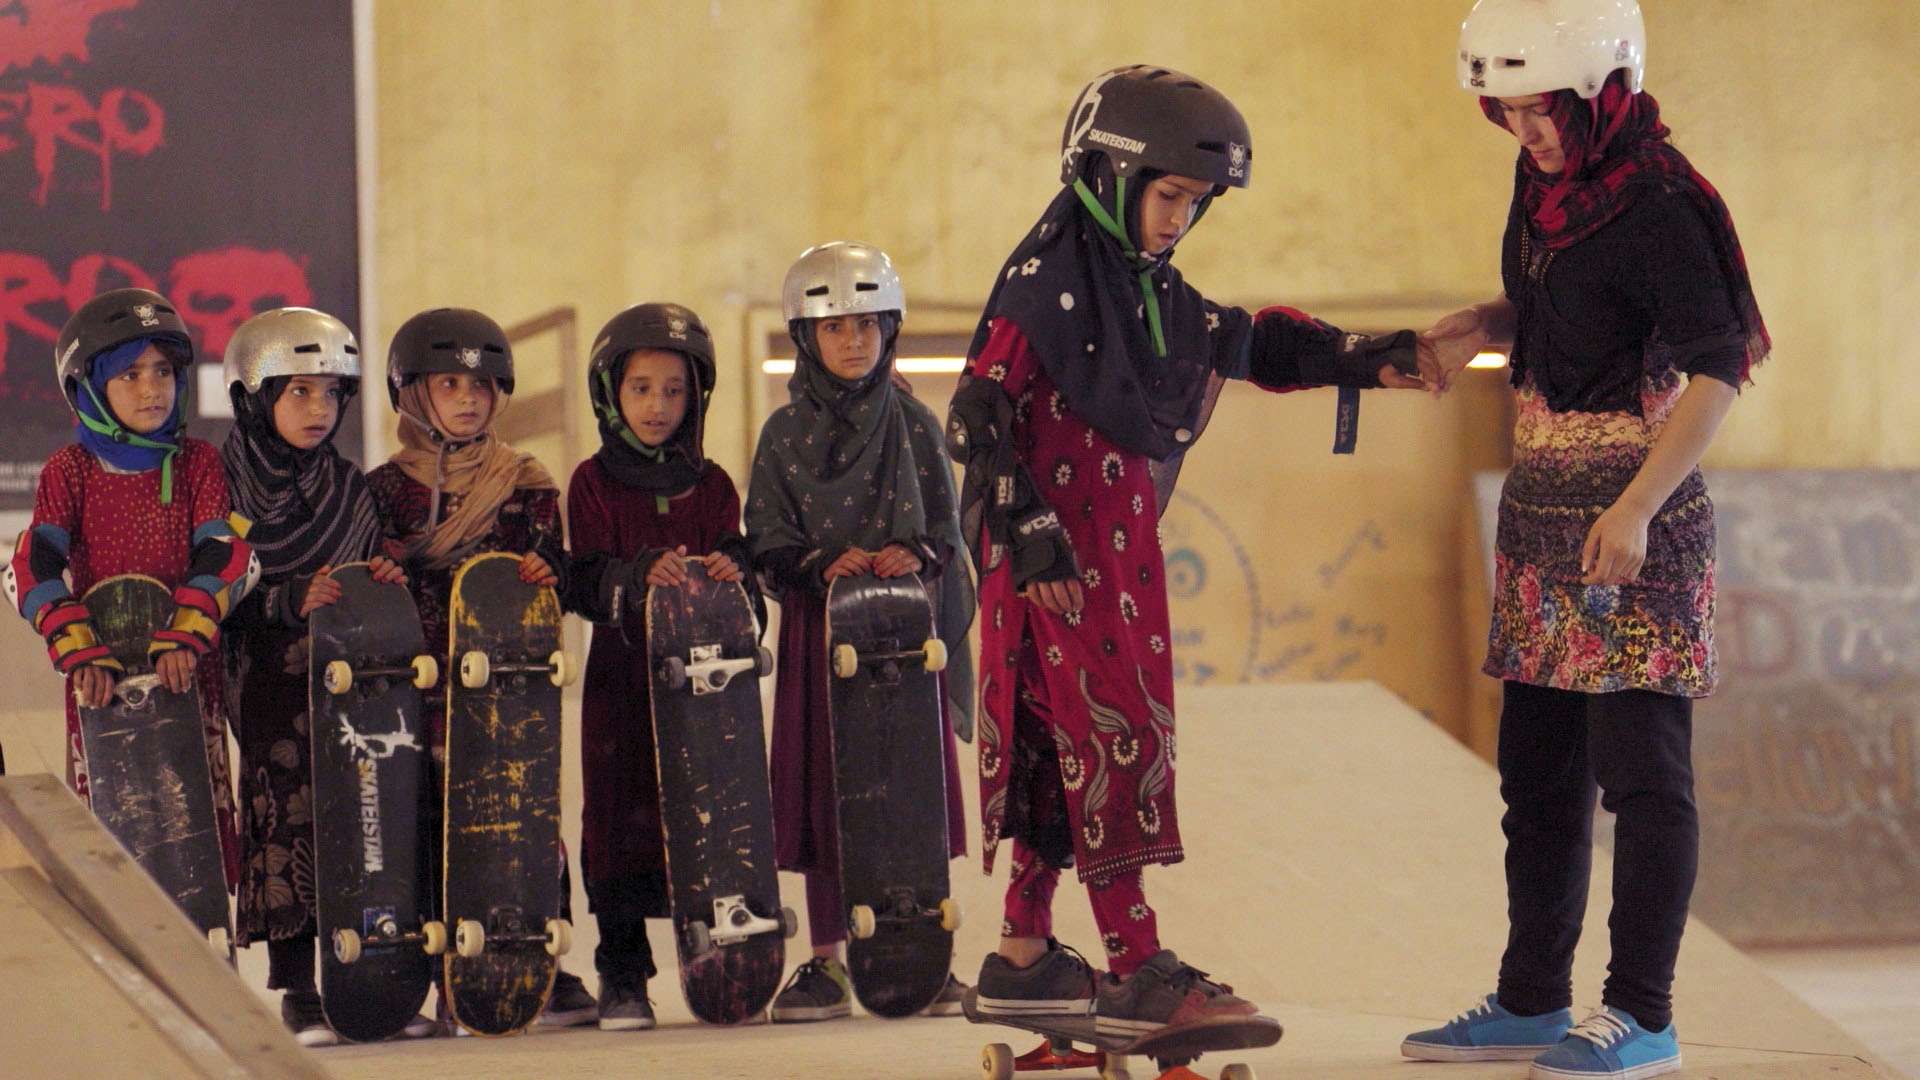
[0,682,1906,1079]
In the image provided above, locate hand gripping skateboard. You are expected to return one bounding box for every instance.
[962,989,1284,1080]
[644,559,796,1024]
[444,552,576,1036]
[75,574,233,957]
[824,571,961,1018]
[308,562,444,1041]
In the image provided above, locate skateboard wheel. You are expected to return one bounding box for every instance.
[940,897,963,932]
[849,904,876,940]
[548,650,574,687]
[661,656,687,690]
[324,659,354,695]
[333,928,362,965]
[833,642,859,678]
[455,918,486,958]
[779,906,799,940]
[923,637,948,672]
[685,920,711,955]
[458,650,490,689]
[411,654,439,689]
[1101,1066,1131,1080]
[981,1043,1014,1080]
[1217,1066,1254,1080]
[755,645,773,677]
[206,926,230,958]
[545,917,572,957]
[421,920,448,955]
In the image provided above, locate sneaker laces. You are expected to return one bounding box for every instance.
[1450,997,1497,1024]
[1566,1009,1632,1047]
[1048,939,1102,998]
[780,957,836,995]
[1166,961,1234,997]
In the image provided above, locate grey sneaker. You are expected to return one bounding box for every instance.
[280,989,338,1047]
[540,969,598,1027]
[921,972,968,1016]
[771,957,853,1022]
[400,1012,439,1038]
[975,940,1099,1018]
[597,981,656,1031]
[1095,949,1258,1039]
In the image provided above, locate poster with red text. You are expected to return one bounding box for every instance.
[0,0,358,508]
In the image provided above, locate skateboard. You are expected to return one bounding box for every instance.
[644,559,796,1024]
[443,552,575,1036]
[963,989,1284,1080]
[308,562,444,1041]
[823,571,959,1018]
[75,574,232,955]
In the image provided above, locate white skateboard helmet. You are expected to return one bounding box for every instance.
[1457,0,1645,99]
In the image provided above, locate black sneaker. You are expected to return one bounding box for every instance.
[921,972,968,1017]
[770,957,852,1023]
[974,939,1099,1018]
[1094,949,1258,1039]
[280,989,338,1047]
[598,981,656,1031]
[539,969,599,1027]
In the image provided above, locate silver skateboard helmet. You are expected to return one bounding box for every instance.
[781,242,906,323]
[223,307,361,403]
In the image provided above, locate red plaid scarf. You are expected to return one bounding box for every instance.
[1483,74,1770,381]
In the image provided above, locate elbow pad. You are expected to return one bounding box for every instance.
[153,520,260,659]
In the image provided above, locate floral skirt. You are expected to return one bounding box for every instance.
[1483,379,1717,697]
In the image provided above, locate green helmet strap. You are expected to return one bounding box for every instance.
[1070,176,1169,358]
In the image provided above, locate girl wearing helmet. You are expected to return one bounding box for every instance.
[216,307,424,1045]
[5,288,257,939]
[564,302,754,1030]
[1403,3,1768,1077]
[746,241,976,1022]
[364,307,594,1026]
[948,65,1432,1037]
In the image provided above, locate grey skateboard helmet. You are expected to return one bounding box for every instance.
[223,307,361,408]
[781,242,906,323]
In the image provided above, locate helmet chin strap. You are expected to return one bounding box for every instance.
[595,367,676,513]
[80,379,182,504]
[1071,176,1170,358]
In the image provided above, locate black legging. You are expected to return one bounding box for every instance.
[1494,680,1698,1033]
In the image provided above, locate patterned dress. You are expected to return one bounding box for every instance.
[17,440,242,881]
[970,320,1182,884]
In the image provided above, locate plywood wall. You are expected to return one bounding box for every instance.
[370,0,1920,751]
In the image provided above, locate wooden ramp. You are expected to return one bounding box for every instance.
[0,772,332,1080]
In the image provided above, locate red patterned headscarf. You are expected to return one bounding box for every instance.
[1482,70,1766,378]
[1483,73,1770,381]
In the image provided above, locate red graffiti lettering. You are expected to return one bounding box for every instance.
[0,247,311,377]
[0,0,141,76]
[0,81,163,208]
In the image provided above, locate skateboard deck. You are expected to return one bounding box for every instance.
[444,552,571,1036]
[308,563,440,1042]
[963,989,1284,1080]
[76,574,231,953]
[644,561,793,1024]
[824,571,957,1018]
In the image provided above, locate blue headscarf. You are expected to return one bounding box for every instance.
[74,338,187,503]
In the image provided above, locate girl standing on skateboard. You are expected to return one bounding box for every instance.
[563,302,753,1031]
[1400,3,1766,1077]
[365,307,595,1028]
[5,288,256,963]
[746,242,976,1023]
[945,65,1430,1036]
[217,307,422,1045]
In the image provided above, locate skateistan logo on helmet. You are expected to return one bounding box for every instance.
[458,347,481,369]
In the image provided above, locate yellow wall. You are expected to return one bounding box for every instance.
[371,0,1919,752]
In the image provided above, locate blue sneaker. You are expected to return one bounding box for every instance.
[1401,993,1574,1061]
[1529,1007,1681,1079]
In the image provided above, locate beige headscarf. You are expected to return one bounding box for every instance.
[390,380,556,570]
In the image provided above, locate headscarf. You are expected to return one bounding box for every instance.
[389,379,556,570]
[1483,73,1770,383]
[591,350,706,502]
[74,337,187,500]
[220,377,381,585]
[746,316,976,736]
[962,159,1253,507]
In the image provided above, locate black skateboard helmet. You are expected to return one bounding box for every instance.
[385,307,513,408]
[586,301,717,427]
[1059,65,1252,194]
[54,288,194,415]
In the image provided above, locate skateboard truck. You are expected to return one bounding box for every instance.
[849,888,964,939]
[333,906,449,964]
[98,673,165,710]
[660,644,774,696]
[452,905,573,959]
[458,649,576,690]
[324,654,439,695]
[831,636,948,680]
[688,894,798,952]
